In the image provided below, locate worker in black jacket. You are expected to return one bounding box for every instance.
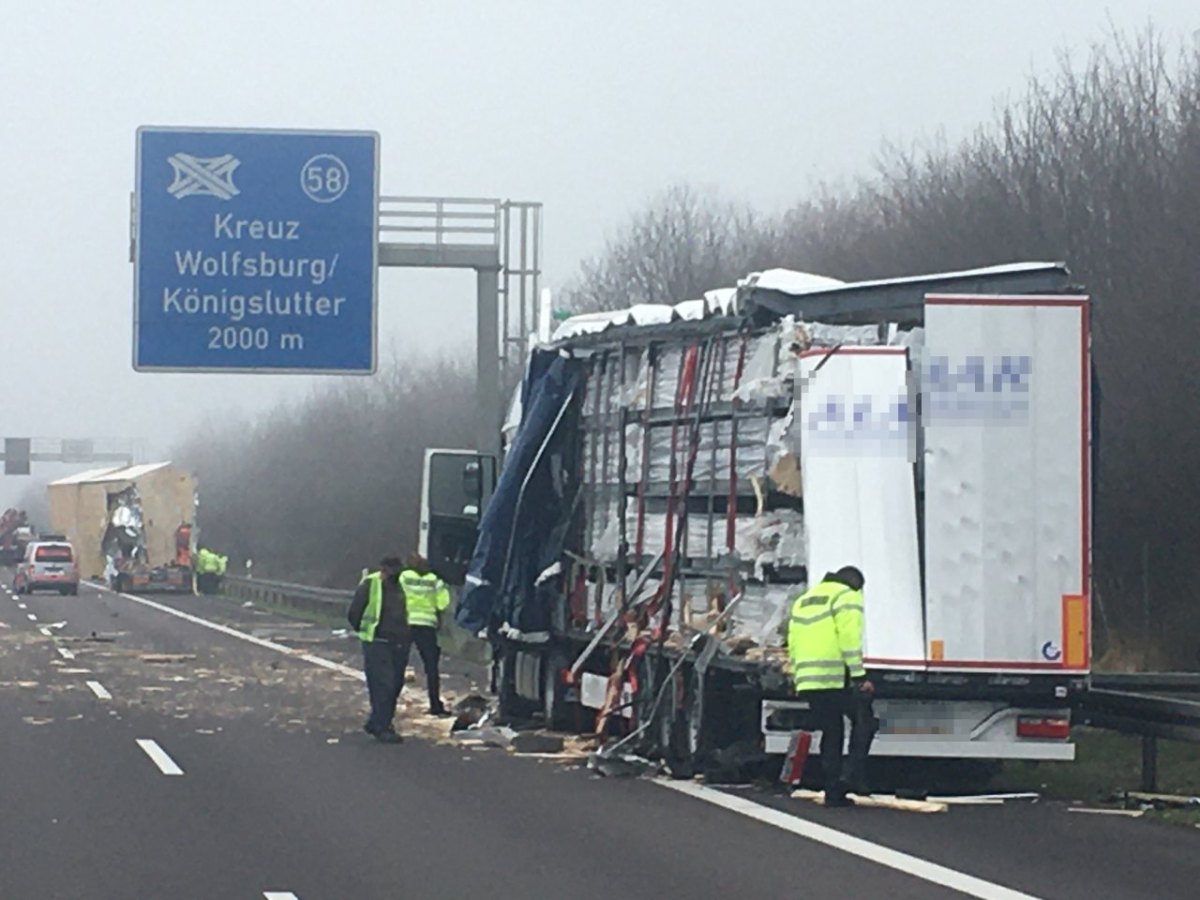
[348,555,409,743]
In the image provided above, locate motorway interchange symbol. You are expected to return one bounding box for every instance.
[166,152,241,200]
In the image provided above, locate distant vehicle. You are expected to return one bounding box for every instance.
[47,462,196,594]
[0,508,32,565]
[14,541,80,595]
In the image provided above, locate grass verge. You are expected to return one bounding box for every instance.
[991,727,1200,825]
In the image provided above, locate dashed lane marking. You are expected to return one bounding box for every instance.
[27,613,37,621]
[263,893,300,899]
[656,780,1044,900]
[86,681,112,700]
[90,582,365,682]
[135,739,184,776]
[56,646,76,660]
[38,626,52,637]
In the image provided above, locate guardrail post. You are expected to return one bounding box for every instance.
[1141,735,1158,792]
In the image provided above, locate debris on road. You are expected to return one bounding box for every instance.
[453,725,517,749]
[140,653,197,663]
[587,752,661,778]
[792,789,949,813]
[923,792,1039,806]
[1118,790,1200,809]
[511,732,565,754]
[450,693,492,732]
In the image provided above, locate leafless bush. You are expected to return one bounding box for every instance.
[562,27,1200,665]
[175,355,475,588]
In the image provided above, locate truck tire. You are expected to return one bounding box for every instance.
[631,651,660,756]
[541,651,577,731]
[662,665,697,779]
[685,670,712,764]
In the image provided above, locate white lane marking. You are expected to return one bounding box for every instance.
[655,780,1044,900]
[297,652,362,679]
[86,681,112,700]
[264,893,300,900]
[56,646,76,660]
[89,582,365,683]
[27,613,37,621]
[38,626,52,637]
[135,739,184,775]
[18,602,27,609]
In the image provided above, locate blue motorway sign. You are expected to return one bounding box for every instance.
[134,127,379,373]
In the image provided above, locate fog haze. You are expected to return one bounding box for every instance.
[2,0,1197,508]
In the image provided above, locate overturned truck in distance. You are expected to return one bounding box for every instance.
[48,462,198,593]
[426,261,1093,772]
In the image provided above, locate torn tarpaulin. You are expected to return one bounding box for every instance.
[456,350,583,636]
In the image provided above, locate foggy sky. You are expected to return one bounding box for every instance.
[2,0,1197,508]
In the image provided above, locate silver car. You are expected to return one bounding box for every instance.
[14,541,80,595]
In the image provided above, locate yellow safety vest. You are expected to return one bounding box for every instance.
[357,572,390,642]
[400,569,450,628]
[787,580,865,692]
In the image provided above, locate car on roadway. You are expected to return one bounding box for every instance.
[13,541,80,595]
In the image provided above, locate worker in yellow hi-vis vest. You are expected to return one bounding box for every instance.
[399,552,452,717]
[348,555,408,743]
[788,565,878,807]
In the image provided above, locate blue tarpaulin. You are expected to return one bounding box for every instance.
[456,349,582,635]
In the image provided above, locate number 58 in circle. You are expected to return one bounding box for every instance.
[301,154,350,203]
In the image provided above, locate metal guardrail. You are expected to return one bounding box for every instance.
[1081,689,1200,743]
[1078,687,1200,791]
[1089,672,1200,694]
[222,573,349,619]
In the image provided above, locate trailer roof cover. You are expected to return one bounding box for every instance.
[551,262,1072,341]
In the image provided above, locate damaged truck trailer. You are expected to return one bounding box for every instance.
[437,261,1093,773]
[48,462,197,593]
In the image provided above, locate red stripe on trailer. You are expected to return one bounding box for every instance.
[867,656,1088,671]
[1079,300,1092,668]
[925,294,1090,307]
[726,335,748,550]
[634,347,657,560]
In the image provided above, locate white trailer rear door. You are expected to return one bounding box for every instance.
[922,295,1090,673]
[798,347,925,668]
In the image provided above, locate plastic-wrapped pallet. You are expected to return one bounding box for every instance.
[644,418,771,484]
[730,583,798,647]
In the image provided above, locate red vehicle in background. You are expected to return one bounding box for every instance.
[0,508,32,566]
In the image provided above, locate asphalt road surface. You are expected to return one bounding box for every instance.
[1,578,1196,899]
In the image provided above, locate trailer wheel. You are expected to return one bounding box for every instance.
[541,651,576,731]
[497,649,520,719]
[656,664,678,759]
[663,666,698,779]
[631,652,660,756]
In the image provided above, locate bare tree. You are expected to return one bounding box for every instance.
[175,354,476,587]
[559,27,1200,666]
[560,184,780,313]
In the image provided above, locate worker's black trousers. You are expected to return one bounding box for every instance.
[362,639,407,734]
[809,688,877,790]
[398,626,443,711]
